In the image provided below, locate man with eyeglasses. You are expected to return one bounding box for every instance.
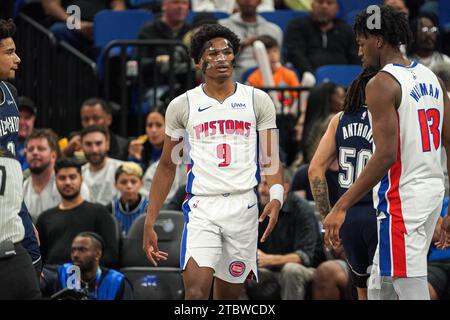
[408,12,450,70]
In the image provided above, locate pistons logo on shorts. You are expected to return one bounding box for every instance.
[229,261,246,277]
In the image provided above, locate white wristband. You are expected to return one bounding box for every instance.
[269,184,284,207]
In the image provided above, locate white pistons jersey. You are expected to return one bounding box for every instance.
[371,61,445,277]
[165,82,277,196]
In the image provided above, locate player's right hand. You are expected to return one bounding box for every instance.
[143,221,168,266]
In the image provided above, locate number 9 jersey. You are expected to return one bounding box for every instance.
[165,83,277,196]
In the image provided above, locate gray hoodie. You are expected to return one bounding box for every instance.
[220,13,283,82]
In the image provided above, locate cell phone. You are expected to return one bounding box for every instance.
[0,240,16,260]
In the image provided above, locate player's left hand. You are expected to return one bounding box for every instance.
[436,214,450,249]
[259,199,280,243]
[323,206,346,249]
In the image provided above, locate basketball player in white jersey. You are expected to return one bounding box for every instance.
[323,5,450,299]
[142,24,283,300]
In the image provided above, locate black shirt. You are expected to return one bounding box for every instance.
[284,15,360,74]
[36,201,119,267]
[258,192,326,269]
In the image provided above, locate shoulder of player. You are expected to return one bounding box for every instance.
[366,72,400,98]
[329,112,342,130]
[167,91,190,109]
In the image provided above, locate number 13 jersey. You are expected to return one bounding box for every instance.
[165,82,277,196]
[372,61,445,232]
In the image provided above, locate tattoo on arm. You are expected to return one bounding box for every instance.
[311,176,331,219]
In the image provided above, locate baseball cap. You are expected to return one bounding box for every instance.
[18,96,37,115]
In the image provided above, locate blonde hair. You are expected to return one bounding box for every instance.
[115,162,143,181]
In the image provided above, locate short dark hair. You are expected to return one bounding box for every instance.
[54,157,82,175]
[74,232,104,253]
[0,19,16,42]
[26,128,60,155]
[190,24,241,64]
[81,97,112,115]
[80,125,110,141]
[257,34,279,50]
[354,5,412,48]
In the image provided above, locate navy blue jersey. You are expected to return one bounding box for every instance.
[335,108,373,205]
[0,81,19,157]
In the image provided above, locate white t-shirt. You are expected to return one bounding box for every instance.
[82,158,123,206]
[23,173,91,222]
[165,82,276,195]
[141,161,187,203]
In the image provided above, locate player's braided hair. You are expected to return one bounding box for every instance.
[342,67,377,114]
[0,19,16,41]
[353,5,411,48]
[190,24,241,64]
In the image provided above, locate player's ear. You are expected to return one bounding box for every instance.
[376,35,384,48]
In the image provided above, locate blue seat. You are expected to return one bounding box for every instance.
[93,10,153,73]
[94,10,153,49]
[336,0,383,20]
[439,0,450,32]
[187,11,229,24]
[315,64,362,87]
[259,10,308,32]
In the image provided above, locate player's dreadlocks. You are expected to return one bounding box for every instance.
[0,19,16,42]
[354,5,412,48]
[190,24,241,64]
[342,67,378,114]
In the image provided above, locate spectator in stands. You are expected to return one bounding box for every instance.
[299,82,345,164]
[384,0,410,18]
[36,157,119,268]
[220,0,283,82]
[42,0,126,57]
[311,245,356,299]
[81,125,123,206]
[106,162,148,236]
[408,13,450,70]
[131,107,186,203]
[191,0,275,13]
[432,62,450,96]
[23,128,90,222]
[61,98,129,161]
[284,0,360,76]
[138,0,191,109]
[16,96,36,171]
[41,232,133,300]
[246,34,301,110]
[128,106,165,171]
[245,173,326,300]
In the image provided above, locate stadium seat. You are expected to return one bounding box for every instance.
[259,10,308,32]
[336,0,383,20]
[187,11,229,24]
[120,210,185,268]
[439,0,450,32]
[121,267,184,300]
[314,64,362,87]
[93,10,153,73]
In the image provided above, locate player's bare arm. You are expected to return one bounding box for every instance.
[437,78,450,249]
[324,72,400,247]
[309,112,340,219]
[143,135,181,266]
[259,128,283,243]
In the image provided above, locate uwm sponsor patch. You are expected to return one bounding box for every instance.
[229,261,246,277]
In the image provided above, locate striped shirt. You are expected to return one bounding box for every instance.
[0,157,25,243]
